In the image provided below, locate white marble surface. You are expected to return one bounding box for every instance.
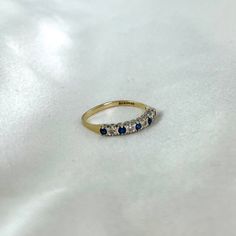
[0,0,236,235]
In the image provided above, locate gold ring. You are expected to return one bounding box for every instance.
[81,100,158,136]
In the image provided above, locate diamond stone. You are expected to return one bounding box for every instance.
[106,125,117,136]
[141,117,148,128]
[127,123,135,133]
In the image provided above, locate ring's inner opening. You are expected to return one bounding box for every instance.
[88,106,144,124]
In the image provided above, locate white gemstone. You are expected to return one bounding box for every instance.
[127,123,135,133]
[141,117,148,128]
[146,108,156,119]
[107,125,118,136]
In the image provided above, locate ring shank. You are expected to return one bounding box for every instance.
[82,100,148,134]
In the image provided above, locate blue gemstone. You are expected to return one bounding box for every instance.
[118,126,126,135]
[148,118,152,125]
[100,128,107,135]
[136,123,142,130]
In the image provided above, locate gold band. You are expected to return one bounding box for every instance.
[81,100,157,136]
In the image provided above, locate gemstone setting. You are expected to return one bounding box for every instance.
[100,128,107,135]
[118,126,126,135]
[135,123,142,130]
[148,117,152,125]
[99,107,157,136]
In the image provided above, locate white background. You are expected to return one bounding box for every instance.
[0,0,236,235]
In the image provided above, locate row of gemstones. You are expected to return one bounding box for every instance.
[100,107,157,136]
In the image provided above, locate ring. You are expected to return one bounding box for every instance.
[81,100,158,136]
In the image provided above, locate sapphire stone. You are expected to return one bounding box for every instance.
[148,117,152,125]
[135,123,142,130]
[100,128,107,135]
[118,126,126,135]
